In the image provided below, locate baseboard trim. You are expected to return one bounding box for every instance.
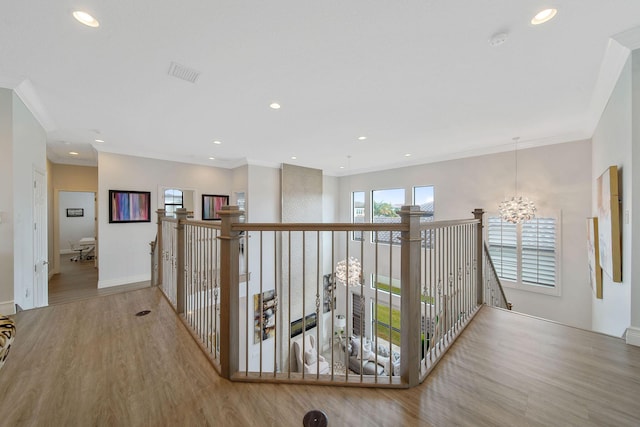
[98,274,150,289]
[0,300,16,315]
[626,326,640,347]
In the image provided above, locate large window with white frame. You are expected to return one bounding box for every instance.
[487,213,560,294]
[352,191,365,241]
[413,185,434,222]
[371,188,405,245]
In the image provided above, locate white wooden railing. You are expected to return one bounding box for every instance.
[154,206,499,388]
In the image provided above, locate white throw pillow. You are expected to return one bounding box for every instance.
[304,349,318,365]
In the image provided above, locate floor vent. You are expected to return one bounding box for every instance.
[167,61,200,83]
[136,310,151,317]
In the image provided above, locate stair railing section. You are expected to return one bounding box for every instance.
[483,242,512,310]
[417,216,483,382]
[159,214,179,308]
[183,220,223,369]
[155,206,486,389]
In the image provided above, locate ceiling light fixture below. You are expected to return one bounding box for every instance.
[358,136,367,140]
[270,103,281,109]
[531,8,557,25]
[212,140,222,145]
[69,151,79,156]
[208,157,215,160]
[291,156,297,160]
[95,139,104,143]
[72,11,100,28]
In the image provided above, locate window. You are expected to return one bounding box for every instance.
[488,215,559,292]
[164,188,183,215]
[372,302,400,347]
[372,188,404,245]
[352,191,365,241]
[413,185,434,222]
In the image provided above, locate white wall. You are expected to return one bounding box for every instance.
[0,89,14,313]
[631,50,640,344]
[591,57,633,337]
[97,153,232,288]
[339,140,593,330]
[12,92,47,310]
[59,191,95,253]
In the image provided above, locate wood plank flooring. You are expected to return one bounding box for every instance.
[48,254,149,305]
[1,287,639,426]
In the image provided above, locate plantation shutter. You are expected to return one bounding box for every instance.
[352,294,365,337]
[522,218,556,286]
[487,217,517,281]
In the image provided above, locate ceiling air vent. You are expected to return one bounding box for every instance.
[167,61,200,83]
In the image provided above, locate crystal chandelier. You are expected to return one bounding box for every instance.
[335,256,362,287]
[498,137,536,224]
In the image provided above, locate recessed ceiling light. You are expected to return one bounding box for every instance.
[339,166,345,169]
[212,140,222,145]
[531,8,557,25]
[72,11,100,28]
[208,157,215,160]
[69,151,79,156]
[95,139,104,143]
[358,136,367,141]
[404,153,412,157]
[270,102,281,110]
[291,156,297,160]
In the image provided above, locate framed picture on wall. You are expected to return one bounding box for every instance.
[202,194,229,220]
[66,208,84,217]
[109,190,151,223]
[596,166,622,282]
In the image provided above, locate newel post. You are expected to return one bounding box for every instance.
[175,208,188,314]
[399,205,422,387]
[218,205,242,379]
[472,208,485,305]
[155,209,166,287]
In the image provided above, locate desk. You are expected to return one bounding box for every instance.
[78,237,96,261]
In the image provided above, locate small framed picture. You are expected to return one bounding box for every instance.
[66,208,84,217]
[202,194,229,220]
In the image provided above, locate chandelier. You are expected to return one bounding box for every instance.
[335,256,362,287]
[498,137,536,224]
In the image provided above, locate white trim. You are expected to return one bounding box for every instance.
[98,274,149,289]
[13,79,57,132]
[0,300,15,315]
[626,327,640,347]
[613,26,640,50]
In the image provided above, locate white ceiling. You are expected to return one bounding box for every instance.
[2,1,640,175]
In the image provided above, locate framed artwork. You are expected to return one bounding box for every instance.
[587,217,603,299]
[109,190,151,223]
[290,313,317,338]
[596,166,622,282]
[202,194,229,220]
[322,273,334,313]
[66,208,84,217]
[254,290,276,343]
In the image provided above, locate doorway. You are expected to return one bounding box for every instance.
[49,191,97,304]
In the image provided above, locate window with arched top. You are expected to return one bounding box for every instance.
[164,188,183,215]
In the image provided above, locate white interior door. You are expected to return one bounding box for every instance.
[33,168,48,307]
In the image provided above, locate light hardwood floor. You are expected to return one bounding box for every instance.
[48,254,149,305]
[1,287,639,426]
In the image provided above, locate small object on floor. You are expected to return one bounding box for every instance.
[303,410,328,427]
